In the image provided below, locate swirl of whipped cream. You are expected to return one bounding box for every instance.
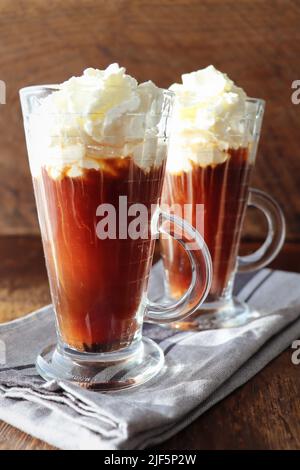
[167,65,248,173]
[28,64,166,178]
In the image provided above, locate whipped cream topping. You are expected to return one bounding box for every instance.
[167,65,249,173]
[26,64,167,178]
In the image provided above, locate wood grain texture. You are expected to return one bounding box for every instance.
[0,235,299,450]
[0,236,50,323]
[0,421,54,450]
[0,0,299,239]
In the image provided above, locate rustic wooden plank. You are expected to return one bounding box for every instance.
[0,0,299,239]
[0,236,51,323]
[0,421,54,450]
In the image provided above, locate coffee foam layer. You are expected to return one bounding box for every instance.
[167,65,249,173]
[27,64,168,178]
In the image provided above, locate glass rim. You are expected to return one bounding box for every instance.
[19,84,175,99]
[246,96,265,108]
[241,97,265,123]
[19,86,261,103]
[19,84,175,118]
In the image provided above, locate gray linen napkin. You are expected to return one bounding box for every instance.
[0,265,300,450]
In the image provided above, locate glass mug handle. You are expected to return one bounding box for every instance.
[238,188,286,273]
[145,211,212,324]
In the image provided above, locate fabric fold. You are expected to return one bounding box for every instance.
[0,266,299,450]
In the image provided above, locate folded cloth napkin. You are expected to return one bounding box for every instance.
[0,264,300,450]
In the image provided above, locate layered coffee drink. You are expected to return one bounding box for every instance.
[162,147,252,302]
[28,65,168,352]
[161,66,254,304]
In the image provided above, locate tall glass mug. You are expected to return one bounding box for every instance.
[161,98,286,329]
[20,85,212,390]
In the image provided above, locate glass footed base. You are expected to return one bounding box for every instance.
[163,297,262,331]
[36,337,164,391]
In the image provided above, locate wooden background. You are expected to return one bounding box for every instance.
[0,0,299,240]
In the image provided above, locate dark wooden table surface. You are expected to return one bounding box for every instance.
[1,0,300,242]
[0,235,300,450]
